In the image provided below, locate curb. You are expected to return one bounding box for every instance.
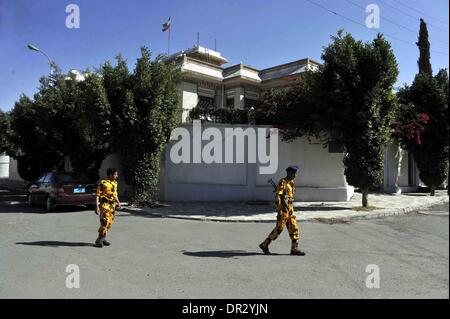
[316,196,449,224]
[121,196,449,223]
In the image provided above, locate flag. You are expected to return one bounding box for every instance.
[162,16,171,32]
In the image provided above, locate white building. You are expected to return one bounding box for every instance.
[163,46,320,122]
[155,46,420,201]
[3,46,421,201]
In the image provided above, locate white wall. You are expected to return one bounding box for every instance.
[8,157,24,181]
[383,142,419,193]
[0,153,10,178]
[159,123,354,202]
[180,82,198,122]
[5,129,416,202]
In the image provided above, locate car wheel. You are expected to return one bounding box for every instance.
[27,194,34,207]
[46,196,56,212]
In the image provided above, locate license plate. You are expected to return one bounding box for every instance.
[73,187,86,194]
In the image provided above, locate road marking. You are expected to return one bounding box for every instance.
[418,211,449,216]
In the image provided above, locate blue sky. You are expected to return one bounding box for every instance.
[0,0,448,111]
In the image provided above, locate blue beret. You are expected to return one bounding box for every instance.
[286,165,299,172]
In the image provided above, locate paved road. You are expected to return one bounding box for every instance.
[0,188,448,298]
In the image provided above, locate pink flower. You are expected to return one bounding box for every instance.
[419,113,430,123]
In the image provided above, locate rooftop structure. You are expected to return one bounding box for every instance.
[164,45,321,122]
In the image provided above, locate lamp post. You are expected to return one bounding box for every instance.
[27,43,55,75]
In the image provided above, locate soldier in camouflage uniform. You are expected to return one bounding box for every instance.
[94,168,121,248]
[259,166,305,256]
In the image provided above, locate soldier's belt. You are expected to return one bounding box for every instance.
[100,197,115,205]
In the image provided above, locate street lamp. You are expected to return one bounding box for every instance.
[27,43,55,75]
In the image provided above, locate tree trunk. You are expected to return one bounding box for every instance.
[362,187,369,207]
[430,185,435,196]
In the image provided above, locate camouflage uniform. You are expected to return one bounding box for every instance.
[267,178,299,242]
[95,179,118,247]
[259,165,305,256]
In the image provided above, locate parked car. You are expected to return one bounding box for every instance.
[27,171,97,212]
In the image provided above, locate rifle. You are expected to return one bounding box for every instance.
[267,178,289,210]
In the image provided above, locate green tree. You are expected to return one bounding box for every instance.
[32,68,78,172]
[317,31,399,207]
[0,110,8,154]
[417,18,432,76]
[102,48,181,204]
[69,72,113,180]
[254,72,327,142]
[101,55,136,154]
[392,17,449,196]
[259,31,399,207]
[8,95,60,181]
[408,70,449,195]
[8,67,114,181]
[392,85,430,151]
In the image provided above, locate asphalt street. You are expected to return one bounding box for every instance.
[0,187,448,298]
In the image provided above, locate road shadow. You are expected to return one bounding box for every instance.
[16,241,93,247]
[182,250,285,258]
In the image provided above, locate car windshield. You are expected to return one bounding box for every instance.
[56,173,91,184]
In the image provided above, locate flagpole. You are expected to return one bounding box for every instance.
[168,24,171,55]
[162,16,171,56]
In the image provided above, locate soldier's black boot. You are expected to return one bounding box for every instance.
[290,240,305,256]
[259,238,272,255]
[102,235,111,246]
[94,234,104,248]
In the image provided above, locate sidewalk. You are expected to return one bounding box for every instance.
[122,190,449,223]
